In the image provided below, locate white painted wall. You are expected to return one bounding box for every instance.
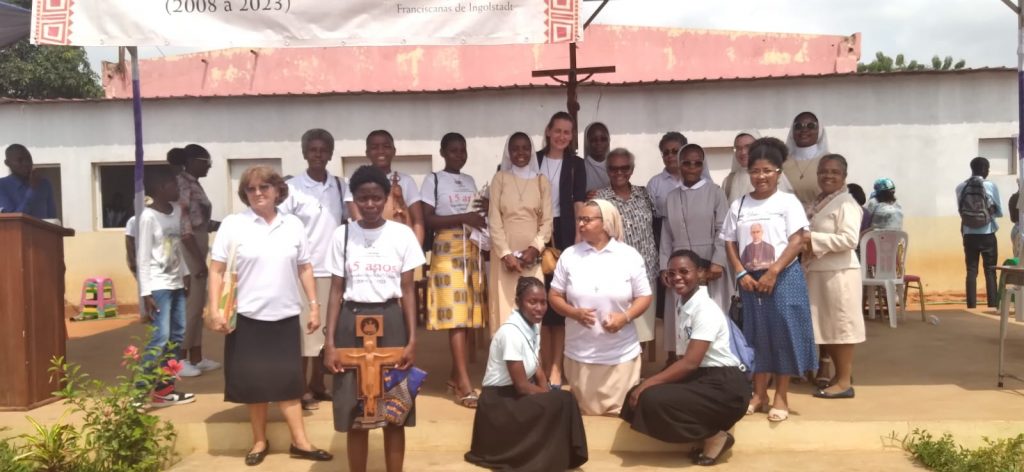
[0,69,1016,232]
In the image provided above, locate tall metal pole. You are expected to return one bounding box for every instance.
[1017,5,1024,261]
[568,42,579,153]
[128,47,145,304]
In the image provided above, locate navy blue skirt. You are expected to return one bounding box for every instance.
[739,262,818,376]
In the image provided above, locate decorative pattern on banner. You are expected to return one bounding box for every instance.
[30,0,580,47]
[34,0,74,46]
[545,0,579,43]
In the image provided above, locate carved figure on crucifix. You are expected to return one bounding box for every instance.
[335,314,403,428]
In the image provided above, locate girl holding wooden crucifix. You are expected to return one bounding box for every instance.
[324,165,426,472]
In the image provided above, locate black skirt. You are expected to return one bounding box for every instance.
[224,315,305,404]
[332,299,416,432]
[620,367,751,443]
[465,386,588,471]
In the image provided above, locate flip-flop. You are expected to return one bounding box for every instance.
[767,408,789,422]
[746,402,768,415]
[300,396,320,411]
[454,391,479,408]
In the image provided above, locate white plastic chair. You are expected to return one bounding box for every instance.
[860,230,908,328]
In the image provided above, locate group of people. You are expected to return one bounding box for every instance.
[18,104,1014,471]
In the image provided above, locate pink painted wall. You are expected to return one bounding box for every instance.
[103,25,860,99]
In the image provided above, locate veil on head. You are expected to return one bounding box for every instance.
[582,121,609,159]
[785,111,829,161]
[588,198,625,241]
[501,132,540,177]
[675,143,714,183]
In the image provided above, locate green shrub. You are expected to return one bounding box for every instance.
[900,428,1024,472]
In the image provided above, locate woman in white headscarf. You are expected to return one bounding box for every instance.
[488,132,554,335]
[783,112,830,206]
[723,131,794,203]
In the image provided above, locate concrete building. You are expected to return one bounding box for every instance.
[1,26,1015,307]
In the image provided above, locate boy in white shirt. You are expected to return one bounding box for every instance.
[364,129,425,245]
[137,168,196,407]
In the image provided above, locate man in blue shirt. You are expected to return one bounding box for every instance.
[0,144,56,220]
[955,157,1002,308]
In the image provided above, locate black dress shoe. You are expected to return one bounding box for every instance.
[245,441,269,466]
[813,387,855,399]
[289,444,333,461]
[695,432,734,466]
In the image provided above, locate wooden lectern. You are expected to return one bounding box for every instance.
[0,214,74,411]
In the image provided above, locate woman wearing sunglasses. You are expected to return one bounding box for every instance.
[658,144,731,365]
[593,148,659,349]
[783,112,830,206]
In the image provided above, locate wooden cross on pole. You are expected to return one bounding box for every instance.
[532,0,616,152]
[335,314,404,428]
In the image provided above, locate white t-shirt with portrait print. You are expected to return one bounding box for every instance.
[720,190,808,272]
[326,220,426,303]
[420,171,478,216]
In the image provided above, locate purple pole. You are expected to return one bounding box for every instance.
[1017,12,1023,262]
[129,47,144,221]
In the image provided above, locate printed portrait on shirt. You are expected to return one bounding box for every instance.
[740,223,775,271]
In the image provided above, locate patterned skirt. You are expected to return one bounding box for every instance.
[427,228,487,330]
[739,262,819,376]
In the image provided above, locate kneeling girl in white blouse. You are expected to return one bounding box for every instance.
[621,250,751,467]
[465,276,588,471]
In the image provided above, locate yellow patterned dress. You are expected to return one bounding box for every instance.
[427,227,487,330]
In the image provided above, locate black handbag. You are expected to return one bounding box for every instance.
[728,285,743,329]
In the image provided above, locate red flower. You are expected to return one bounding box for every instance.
[162,359,184,379]
[122,345,141,367]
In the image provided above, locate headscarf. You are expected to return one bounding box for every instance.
[872,177,895,198]
[500,133,540,179]
[785,111,829,161]
[723,131,759,201]
[587,198,625,242]
[675,142,713,184]
[583,122,609,161]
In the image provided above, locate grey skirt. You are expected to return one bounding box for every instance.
[331,299,416,432]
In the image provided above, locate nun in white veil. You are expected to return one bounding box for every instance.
[723,130,794,203]
[487,132,554,334]
[782,111,830,205]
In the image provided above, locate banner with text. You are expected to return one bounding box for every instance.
[31,0,579,47]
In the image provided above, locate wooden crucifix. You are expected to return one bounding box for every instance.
[335,315,403,429]
[532,0,615,152]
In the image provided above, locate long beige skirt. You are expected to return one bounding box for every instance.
[564,355,641,416]
[807,268,866,345]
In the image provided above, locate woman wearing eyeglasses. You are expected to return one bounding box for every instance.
[659,144,731,364]
[548,199,653,416]
[721,137,817,423]
[593,148,658,346]
[783,112,830,206]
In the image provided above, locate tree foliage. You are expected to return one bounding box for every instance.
[0,0,104,99]
[858,51,967,73]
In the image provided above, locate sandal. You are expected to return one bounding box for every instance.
[453,390,479,408]
[310,390,332,402]
[300,395,320,411]
[767,408,789,422]
[746,400,769,415]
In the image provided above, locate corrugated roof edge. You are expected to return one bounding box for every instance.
[2,67,1012,105]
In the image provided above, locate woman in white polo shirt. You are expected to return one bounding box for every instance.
[549,199,653,416]
[324,165,426,472]
[207,166,332,466]
[465,276,588,471]
[621,250,751,467]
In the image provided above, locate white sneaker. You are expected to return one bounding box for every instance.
[194,358,221,372]
[178,361,202,377]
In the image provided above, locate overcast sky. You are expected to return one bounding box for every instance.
[86,0,1018,72]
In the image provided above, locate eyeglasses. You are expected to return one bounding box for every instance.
[244,183,273,194]
[576,216,603,224]
[607,165,632,174]
[749,169,781,177]
[680,161,704,168]
[793,122,818,131]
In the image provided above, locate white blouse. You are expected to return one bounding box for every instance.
[482,311,540,387]
[551,238,651,365]
[326,221,426,303]
[210,209,310,321]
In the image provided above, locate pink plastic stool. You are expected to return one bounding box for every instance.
[78,277,118,320]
